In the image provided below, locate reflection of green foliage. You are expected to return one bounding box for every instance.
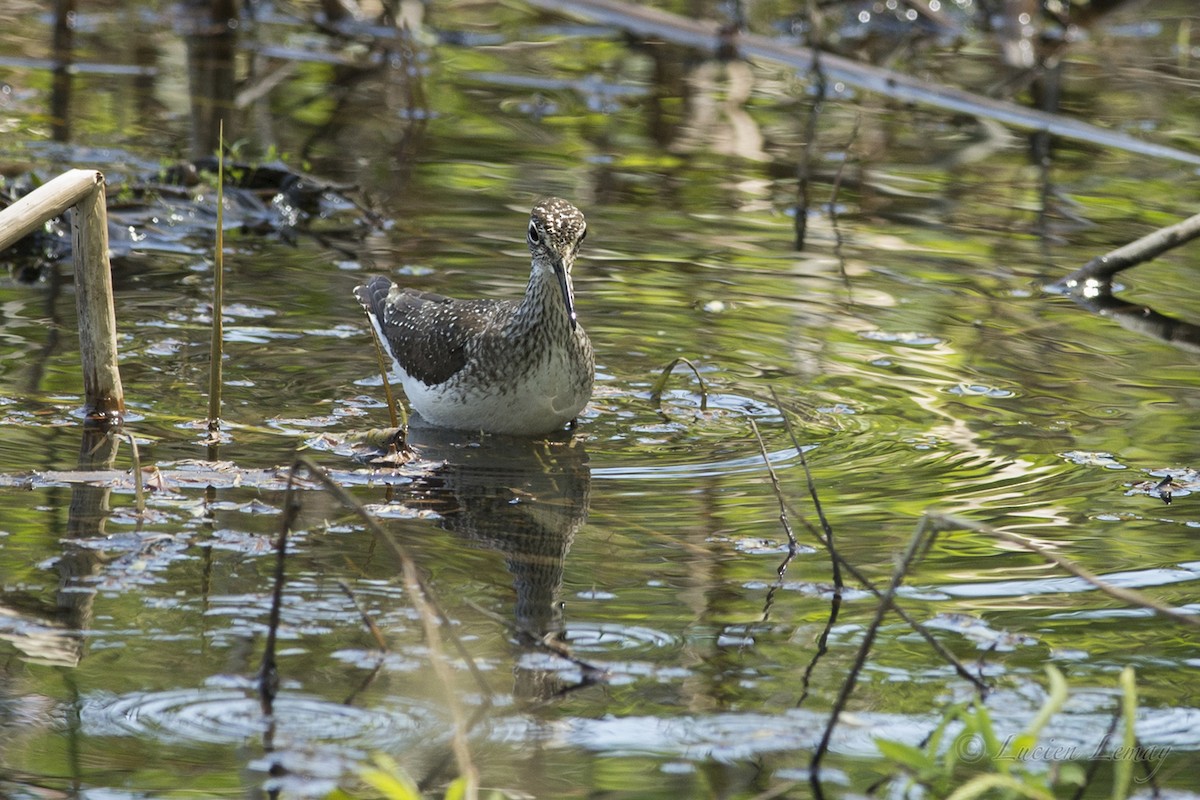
[876,665,1144,799]
[328,754,509,800]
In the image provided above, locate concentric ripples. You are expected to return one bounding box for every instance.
[81,687,437,747]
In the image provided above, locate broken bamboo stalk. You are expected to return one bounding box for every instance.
[0,168,124,423]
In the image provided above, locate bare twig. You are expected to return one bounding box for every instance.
[774,388,840,589]
[765,398,985,691]
[810,515,935,797]
[748,417,801,636]
[749,418,799,553]
[1053,209,1200,289]
[926,512,1200,629]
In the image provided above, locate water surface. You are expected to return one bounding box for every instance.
[1,1,1199,797]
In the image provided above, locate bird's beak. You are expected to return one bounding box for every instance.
[554,256,578,330]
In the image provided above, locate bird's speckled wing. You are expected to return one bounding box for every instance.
[354,276,514,387]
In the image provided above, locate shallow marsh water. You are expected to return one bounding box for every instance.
[1,1,1200,797]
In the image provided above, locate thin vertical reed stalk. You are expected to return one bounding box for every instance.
[207,123,225,432]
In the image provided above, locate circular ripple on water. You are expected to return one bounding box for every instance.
[81,687,436,747]
[562,622,677,652]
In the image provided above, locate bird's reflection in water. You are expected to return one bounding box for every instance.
[404,427,593,700]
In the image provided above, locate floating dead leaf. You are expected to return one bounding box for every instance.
[305,427,413,464]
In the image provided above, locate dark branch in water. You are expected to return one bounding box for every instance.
[1052,209,1200,290]
[761,400,986,704]
[810,515,937,797]
[260,459,301,718]
[774,389,840,590]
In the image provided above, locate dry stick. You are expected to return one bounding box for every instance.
[760,403,985,690]
[764,398,848,708]
[789,504,985,690]
[749,418,799,553]
[926,512,1200,630]
[1054,209,1200,289]
[293,455,483,794]
[748,407,844,705]
[0,169,125,421]
[748,418,800,635]
[762,400,986,702]
[809,515,935,798]
[208,123,226,434]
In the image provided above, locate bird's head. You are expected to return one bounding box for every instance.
[528,197,587,330]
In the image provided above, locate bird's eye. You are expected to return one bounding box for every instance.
[527,222,540,245]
